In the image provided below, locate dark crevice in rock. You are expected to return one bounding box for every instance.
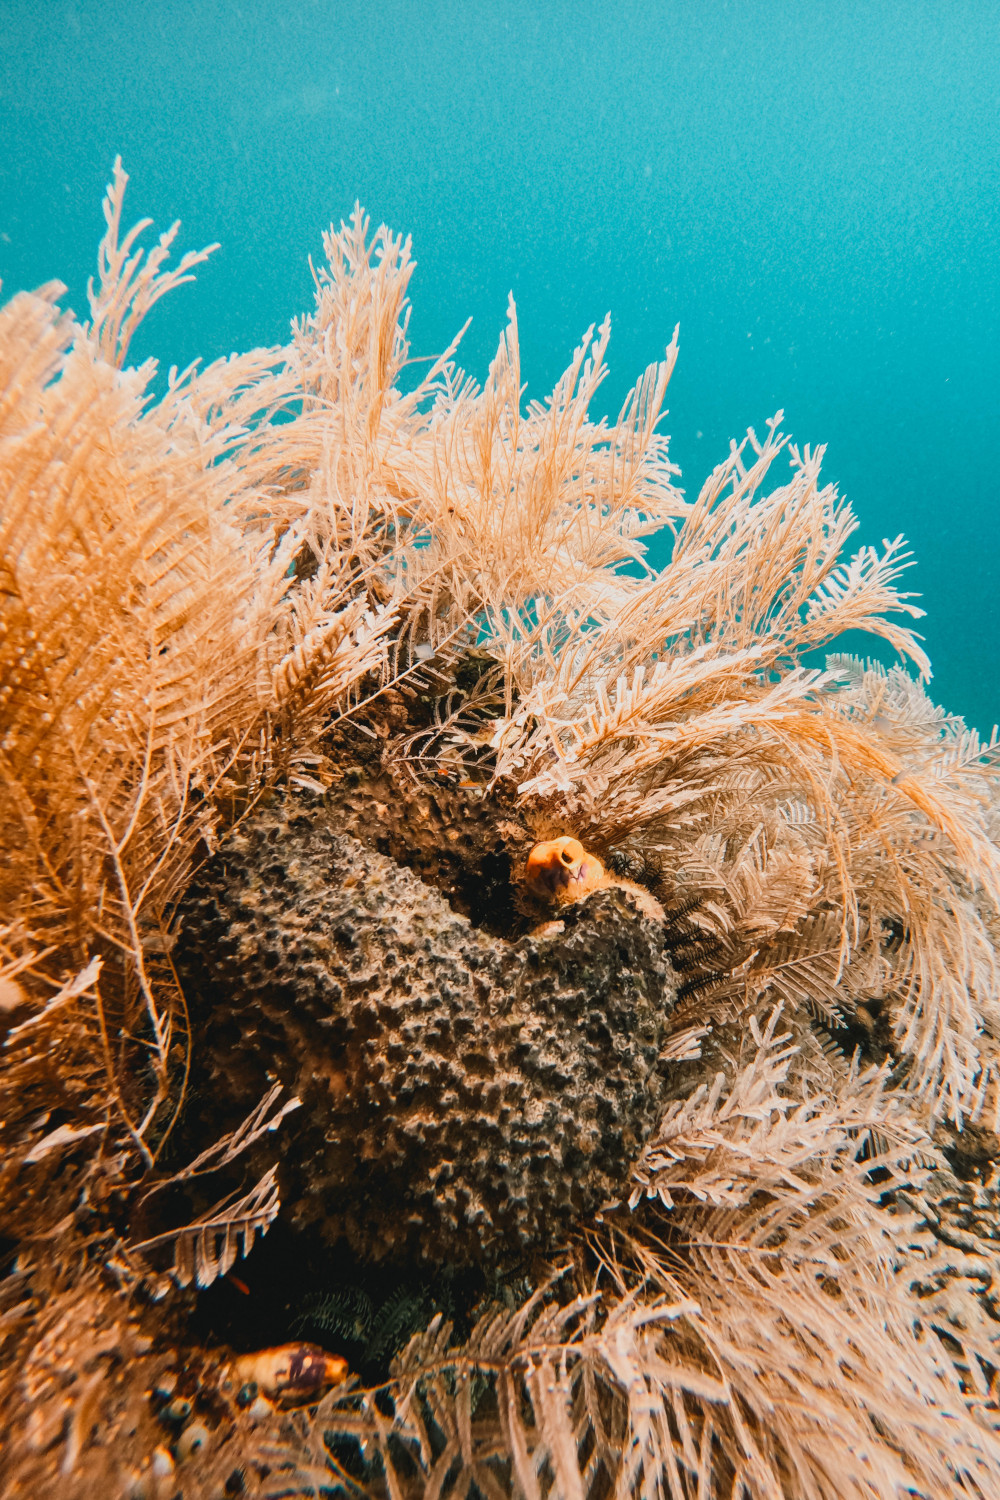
[186,1218,513,1385]
[317,697,534,939]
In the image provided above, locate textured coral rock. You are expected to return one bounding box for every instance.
[176,797,676,1264]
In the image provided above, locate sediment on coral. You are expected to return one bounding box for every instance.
[174,794,677,1265]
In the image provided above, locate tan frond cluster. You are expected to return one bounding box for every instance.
[0,172,412,1181]
[390,299,682,613]
[604,1010,1000,1498]
[468,433,1000,1122]
[87,157,220,369]
[258,1012,1000,1500]
[4,163,1000,1499]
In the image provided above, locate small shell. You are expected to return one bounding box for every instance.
[160,1396,191,1423]
[150,1447,177,1500]
[151,1447,174,1478]
[0,976,27,1013]
[125,1450,178,1500]
[176,1420,211,1461]
[229,1342,348,1402]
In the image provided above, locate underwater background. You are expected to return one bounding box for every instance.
[2,0,998,731]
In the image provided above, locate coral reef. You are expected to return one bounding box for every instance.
[4,159,1000,1498]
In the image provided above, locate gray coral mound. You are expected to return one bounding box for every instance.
[178,800,677,1263]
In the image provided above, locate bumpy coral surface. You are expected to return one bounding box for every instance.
[177,797,677,1264]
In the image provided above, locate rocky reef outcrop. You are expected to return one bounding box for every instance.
[176,796,677,1265]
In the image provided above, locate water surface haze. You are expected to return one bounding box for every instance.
[2,0,998,728]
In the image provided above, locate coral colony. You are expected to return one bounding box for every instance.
[4,159,1000,1498]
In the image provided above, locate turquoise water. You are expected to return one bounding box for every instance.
[2,1,998,731]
